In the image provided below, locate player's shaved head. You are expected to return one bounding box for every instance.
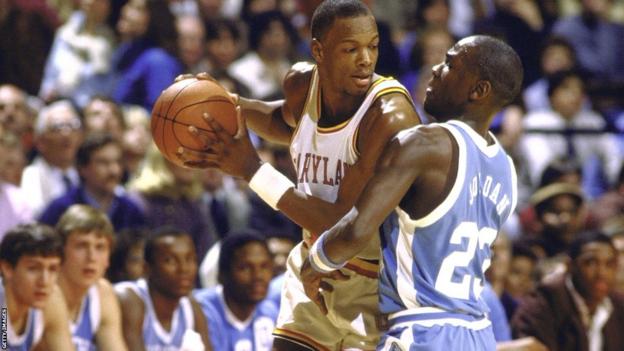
[462,35,523,106]
[311,0,372,41]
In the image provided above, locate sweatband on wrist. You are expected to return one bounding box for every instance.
[248,163,294,210]
[309,232,346,274]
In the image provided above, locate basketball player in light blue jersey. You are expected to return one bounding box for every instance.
[115,227,212,351]
[56,205,127,351]
[195,232,278,351]
[301,35,524,350]
[0,224,74,351]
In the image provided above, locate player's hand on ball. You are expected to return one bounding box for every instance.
[300,257,349,315]
[178,106,261,179]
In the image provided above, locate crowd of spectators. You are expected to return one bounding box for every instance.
[1,0,624,349]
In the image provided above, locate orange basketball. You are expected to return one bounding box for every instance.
[151,78,237,168]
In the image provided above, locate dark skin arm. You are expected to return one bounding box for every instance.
[190,297,213,351]
[301,125,456,311]
[116,286,147,351]
[179,69,421,236]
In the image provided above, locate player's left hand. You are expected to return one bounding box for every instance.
[300,257,349,315]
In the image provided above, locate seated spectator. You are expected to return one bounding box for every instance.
[39,0,115,108]
[115,227,212,350]
[0,84,34,152]
[0,224,74,350]
[0,132,27,186]
[106,228,148,283]
[82,96,126,141]
[603,216,624,294]
[176,15,210,74]
[129,144,215,263]
[0,133,32,238]
[21,100,83,217]
[39,132,145,231]
[503,242,540,321]
[590,163,624,229]
[111,0,183,111]
[55,205,127,351]
[512,232,624,350]
[201,168,250,239]
[519,70,622,196]
[195,232,277,351]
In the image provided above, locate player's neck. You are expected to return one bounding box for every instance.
[58,274,90,320]
[223,294,256,322]
[5,287,29,334]
[318,91,363,127]
[148,287,180,331]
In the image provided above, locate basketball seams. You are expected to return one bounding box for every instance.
[159,79,198,157]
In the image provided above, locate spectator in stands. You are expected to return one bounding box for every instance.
[0,224,74,350]
[56,205,128,351]
[590,163,624,228]
[111,0,183,110]
[195,232,277,351]
[603,215,624,294]
[129,144,215,264]
[21,100,82,217]
[176,15,211,73]
[0,132,32,238]
[523,36,578,112]
[504,242,540,320]
[519,70,622,193]
[552,0,624,83]
[115,227,212,350]
[39,0,115,109]
[512,231,624,350]
[107,228,148,283]
[229,10,298,100]
[0,84,34,151]
[39,132,145,230]
[0,131,27,186]
[82,96,126,142]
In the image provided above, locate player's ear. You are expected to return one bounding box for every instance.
[470,80,491,101]
[0,261,14,280]
[311,38,323,63]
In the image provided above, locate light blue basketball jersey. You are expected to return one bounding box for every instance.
[117,279,195,351]
[379,120,517,321]
[71,285,100,351]
[194,285,278,351]
[0,282,44,351]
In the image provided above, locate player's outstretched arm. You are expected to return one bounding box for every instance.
[38,286,75,351]
[95,279,129,351]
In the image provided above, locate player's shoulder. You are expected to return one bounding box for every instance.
[366,77,421,128]
[394,124,453,153]
[283,61,315,91]
[96,279,118,302]
[113,281,143,307]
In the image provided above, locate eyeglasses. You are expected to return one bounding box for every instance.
[46,119,82,133]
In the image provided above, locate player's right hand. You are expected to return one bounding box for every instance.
[175,72,239,106]
[300,257,349,315]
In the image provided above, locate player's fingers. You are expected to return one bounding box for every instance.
[327,270,350,281]
[202,113,227,137]
[317,294,328,315]
[234,106,246,139]
[174,73,194,83]
[319,281,334,292]
[196,72,217,82]
[188,125,216,147]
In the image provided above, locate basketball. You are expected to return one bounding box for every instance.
[151,77,237,168]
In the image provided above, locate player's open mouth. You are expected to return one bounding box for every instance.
[352,75,371,88]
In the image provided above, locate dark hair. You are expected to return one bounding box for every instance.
[204,18,241,43]
[568,231,615,261]
[145,0,179,56]
[247,10,298,51]
[0,224,63,266]
[84,95,126,129]
[311,0,371,41]
[512,242,538,262]
[107,227,148,283]
[540,35,576,73]
[218,230,269,275]
[414,0,449,28]
[143,226,191,265]
[468,35,523,106]
[539,157,582,187]
[76,132,118,168]
[547,70,584,98]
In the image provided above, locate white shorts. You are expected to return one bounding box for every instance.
[273,242,381,351]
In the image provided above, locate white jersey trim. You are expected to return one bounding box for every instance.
[507,155,519,223]
[217,285,255,331]
[389,316,492,331]
[447,120,500,158]
[398,123,467,228]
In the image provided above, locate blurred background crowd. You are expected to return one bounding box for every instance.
[1,0,624,348]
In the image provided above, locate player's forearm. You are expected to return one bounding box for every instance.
[324,207,374,263]
[239,97,291,144]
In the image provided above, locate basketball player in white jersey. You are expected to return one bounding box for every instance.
[176,0,421,349]
[301,36,525,350]
[0,224,75,351]
[55,205,127,351]
[115,227,212,351]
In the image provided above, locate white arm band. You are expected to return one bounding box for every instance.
[248,163,295,210]
[309,232,346,274]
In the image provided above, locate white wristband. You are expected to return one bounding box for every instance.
[248,163,294,210]
[309,232,346,274]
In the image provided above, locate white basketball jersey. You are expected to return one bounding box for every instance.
[289,64,412,259]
